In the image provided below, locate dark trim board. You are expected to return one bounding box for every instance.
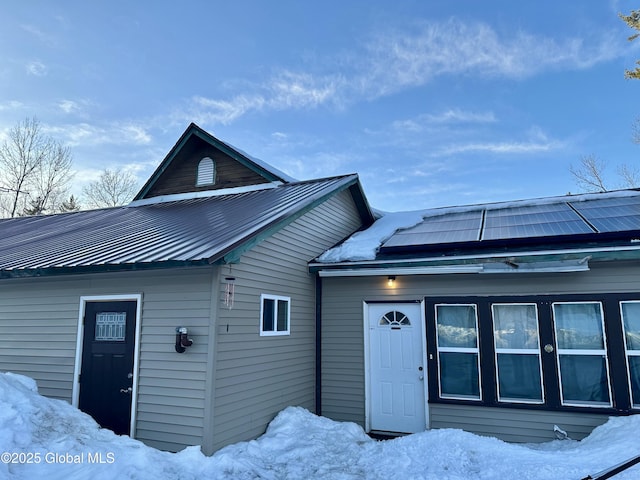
[424,292,640,416]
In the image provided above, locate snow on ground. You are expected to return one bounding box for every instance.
[1,372,639,480]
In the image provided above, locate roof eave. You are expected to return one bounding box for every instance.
[0,258,213,280]
[310,243,640,275]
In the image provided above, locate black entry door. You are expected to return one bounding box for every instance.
[79,301,136,435]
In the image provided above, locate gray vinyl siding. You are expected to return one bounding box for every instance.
[429,404,608,442]
[321,260,640,441]
[210,189,364,452]
[0,188,366,454]
[0,282,79,400]
[0,267,214,453]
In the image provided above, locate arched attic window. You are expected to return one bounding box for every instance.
[196,157,216,186]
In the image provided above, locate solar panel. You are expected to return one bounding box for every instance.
[382,210,483,247]
[570,195,640,233]
[482,203,593,240]
[380,193,640,252]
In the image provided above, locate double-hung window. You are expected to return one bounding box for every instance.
[621,301,640,407]
[492,303,544,403]
[260,294,290,336]
[435,304,481,400]
[552,302,611,407]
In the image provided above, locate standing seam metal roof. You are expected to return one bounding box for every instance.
[0,175,358,276]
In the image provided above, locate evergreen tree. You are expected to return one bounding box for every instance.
[58,195,81,213]
[620,9,640,79]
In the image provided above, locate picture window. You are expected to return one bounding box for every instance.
[552,302,612,407]
[435,304,481,400]
[492,303,544,404]
[620,301,640,407]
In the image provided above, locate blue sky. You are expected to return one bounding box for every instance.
[1,1,638,212]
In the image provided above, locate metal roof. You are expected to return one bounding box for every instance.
[0,175,362,277]
[381,190,640,253]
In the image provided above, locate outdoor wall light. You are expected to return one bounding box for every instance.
[175,327,193,353]
[387,275,396,287]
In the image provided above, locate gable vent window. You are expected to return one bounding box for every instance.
[196,157,216,186]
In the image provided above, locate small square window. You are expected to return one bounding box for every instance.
[95,312,127,341]
[260,294,290,336]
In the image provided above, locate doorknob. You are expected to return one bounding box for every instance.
[120,387,132,394]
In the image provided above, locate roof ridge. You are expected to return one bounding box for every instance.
[286,173,358,186]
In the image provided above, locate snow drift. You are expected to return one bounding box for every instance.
[0,372,639,479]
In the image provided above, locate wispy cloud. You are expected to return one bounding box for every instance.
[180,19,619,126]
[26,61,47,76]
[357,19,619,97]
[392,109,497,133]
[423,109,497,124]
[57,99,97,116]
[0,100,25,111]
[21,24,51,43]
[44,121,153,147]
[434,128,565,156]
[181,71,343,125]
[436,140,558,156]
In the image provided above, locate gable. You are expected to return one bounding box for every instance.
[135,123,291,201]
[142,135,271,198]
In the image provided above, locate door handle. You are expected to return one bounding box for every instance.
[120,387,132,394]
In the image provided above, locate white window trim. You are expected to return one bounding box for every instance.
[435,303,482,401]
[620,300,640,408]
[552,301,613,408]
[260,294,291,336]
[72,294,143,438]
[491,303,545,405]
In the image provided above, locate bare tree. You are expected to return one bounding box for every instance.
[0,117,74,217]
[569,155,609,192]
[82,168,139,208]
[618,164,640,189]
[570,155,640,192]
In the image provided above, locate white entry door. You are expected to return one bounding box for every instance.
[367,302,427,434]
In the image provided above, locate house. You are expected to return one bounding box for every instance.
[0,123,374,454]
[311,190,640,442]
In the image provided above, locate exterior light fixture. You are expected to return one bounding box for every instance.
[175,327,193,353]
[387,275,396,287]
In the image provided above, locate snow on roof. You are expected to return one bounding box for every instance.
[2,371,640,479]
[318,189,640,263]
[128,181,281,207]
[220,139,298,183]
[318,210,427,262]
